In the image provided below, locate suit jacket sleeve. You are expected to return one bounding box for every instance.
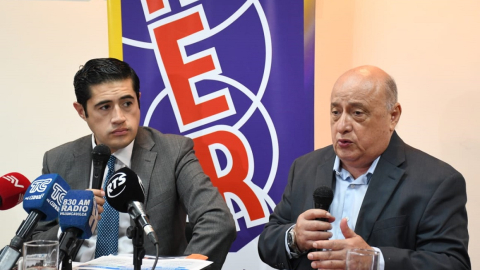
[258,159,305,270]
[379,170,470,270]
[30,151,62,241]
[175,137,236,270]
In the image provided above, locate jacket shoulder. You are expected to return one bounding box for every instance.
[294,144,335,164]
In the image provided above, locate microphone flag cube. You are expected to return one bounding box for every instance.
[60,190,98,239]
[23,174,70,221]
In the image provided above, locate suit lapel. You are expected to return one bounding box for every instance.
[67,136,92,190]
[355,132,406,241]
[131,128,157,206]
[314,152,336,193]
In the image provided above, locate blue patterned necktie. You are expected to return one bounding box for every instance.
[94,155,118,258]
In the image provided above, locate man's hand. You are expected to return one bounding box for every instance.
[294,209,335,252]
[87,189,105,218]
[307,218,373,269]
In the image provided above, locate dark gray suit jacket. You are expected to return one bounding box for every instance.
[32,127,236,270]
[258,132,470,269]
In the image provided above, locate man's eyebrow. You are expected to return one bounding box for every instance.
[348,102,366,108]
[119,94,135,100]
[94,100,111,108]
[93,95,135,107]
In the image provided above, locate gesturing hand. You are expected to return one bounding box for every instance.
[307,218,373,269]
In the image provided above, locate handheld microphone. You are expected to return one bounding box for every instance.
[0,174,70,270]
[313,186,334,222]
[58,190,99,263]
[91,144,111,190]
[105,167,158,245]
[0,172,30,210]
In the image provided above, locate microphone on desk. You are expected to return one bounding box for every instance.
[313,186,334,222]
[0,172,30,210]
[58,190,99,264]
[0,174,70,270]
[91,144,111,190]
[105,167,158,246]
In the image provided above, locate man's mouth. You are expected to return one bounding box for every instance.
[337,139,353,147]
[111,128,128,136]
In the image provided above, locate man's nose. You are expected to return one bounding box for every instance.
[111,105,126,123]
[336,113,352,134]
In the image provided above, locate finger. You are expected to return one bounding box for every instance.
[298,220,333,234]
[308,249,334,261]
[313,239,347,251]
[297,231,333,250]
[87,188,105,198]
[94,196,106,206]
[311,259,344,269]
[340,218,357,239]
[302,209,333,221]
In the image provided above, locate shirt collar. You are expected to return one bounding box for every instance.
[333,155,381,184]
[91,134,134,168]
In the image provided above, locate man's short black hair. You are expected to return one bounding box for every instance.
[73,58,140,117]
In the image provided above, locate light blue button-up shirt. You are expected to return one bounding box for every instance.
[330,155,385,269]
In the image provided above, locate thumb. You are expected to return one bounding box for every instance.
[340,218,357,239]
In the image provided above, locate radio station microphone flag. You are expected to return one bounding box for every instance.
[0,172,30,210]
[58,190,99,263]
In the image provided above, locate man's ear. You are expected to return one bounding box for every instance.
[73,102,86,120]
[390,102,402,130]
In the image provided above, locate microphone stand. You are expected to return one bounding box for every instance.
[61,254,72,270]
[0,211,43,270]
[127,224,145,270]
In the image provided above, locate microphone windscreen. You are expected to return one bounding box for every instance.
[23,174,70,221]
[59,190,98,239]
[313,186,334,210]
[0,172,30,210]
[105,167,145,213]
[92,144,111,163]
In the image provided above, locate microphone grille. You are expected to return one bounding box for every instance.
[92,144,111,161]
[313,186,334,205]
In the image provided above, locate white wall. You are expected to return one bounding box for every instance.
[0,0,107,249]
[315,0,479,268]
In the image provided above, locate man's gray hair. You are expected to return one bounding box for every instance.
[384,76,398,111]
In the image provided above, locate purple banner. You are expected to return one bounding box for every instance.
[117,0,313,256]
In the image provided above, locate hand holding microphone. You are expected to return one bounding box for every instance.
[288,186,334,254]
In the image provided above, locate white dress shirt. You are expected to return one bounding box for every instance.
[58,135,136,262]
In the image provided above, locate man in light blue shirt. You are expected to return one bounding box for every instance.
[258,65,470,270]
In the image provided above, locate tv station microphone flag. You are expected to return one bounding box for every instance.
[106,1,315,268]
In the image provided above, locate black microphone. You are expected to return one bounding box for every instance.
[91,144,111,190]
[105,167,158,246]
[313,186,334,222]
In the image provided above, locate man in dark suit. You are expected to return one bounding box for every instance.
[258,65,470,269]
[32,58,236,270]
